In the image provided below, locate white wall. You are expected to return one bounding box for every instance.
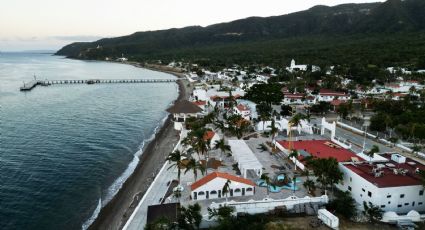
[192,177,255,201]
[337,164,425,214]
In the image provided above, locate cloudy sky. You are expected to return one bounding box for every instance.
[0,0,384,51]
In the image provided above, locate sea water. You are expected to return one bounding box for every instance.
[0,53,178,230]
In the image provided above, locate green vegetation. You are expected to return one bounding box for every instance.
[369,98,425,141]
[57,0,425,70]
[327,189,357,219]
[362,201,384,222]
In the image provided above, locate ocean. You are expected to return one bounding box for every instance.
[0,53,179,230]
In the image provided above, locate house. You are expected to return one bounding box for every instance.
[233,104,251,120]
[282,93,305,105]
[392,93,408,101]
[286,59,307,72]
[192,100,208,112]
[276,139,363,171]
[330,99,347,112]
[337,153,425,214]
[317,89,350,102]
[190,172,255,201]
[203,130,220,149]
[166,100,203,130]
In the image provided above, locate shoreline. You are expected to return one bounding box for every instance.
[87,64,190,230]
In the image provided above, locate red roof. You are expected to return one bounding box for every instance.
[236,104,249,112]
[192,101,206,106]
[284,93,305,99]
[277,140,363,162]
[191,172,255,191]
[393,93,408,97]
[344,154,425,188]
[319,89,346,96]
[203,130,216,141]
[330,99,347,106]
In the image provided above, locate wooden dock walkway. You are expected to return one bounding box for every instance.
[20,78,179,91]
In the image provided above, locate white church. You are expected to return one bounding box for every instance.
[286,59,320,72]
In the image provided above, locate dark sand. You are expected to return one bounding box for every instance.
[88,67,191,230]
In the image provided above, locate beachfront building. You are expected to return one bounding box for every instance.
[337,153,425,214]
[190,172,256,201]
[228,140,263,178]
[317,89,350,102]
[233,104,251,120]
[166,100,203,130]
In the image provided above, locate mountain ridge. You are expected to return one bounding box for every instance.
[56,0,425,67]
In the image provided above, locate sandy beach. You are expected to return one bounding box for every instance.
[88,65,191,230]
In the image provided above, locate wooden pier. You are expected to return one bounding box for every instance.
[20,78,179,91]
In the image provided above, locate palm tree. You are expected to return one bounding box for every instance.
[222,179,231,202]
[267,118,279,147]
[366,145,380,163]
[288,150,300,171]
[167,150,185,187]
[303,179,316,195]
[214,138,232,161]
[289,113,305,136]
[260,173,271,196]
[184,158,205,182]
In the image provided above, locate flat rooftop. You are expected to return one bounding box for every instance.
[277,139,363,162]
[344,153,425,188]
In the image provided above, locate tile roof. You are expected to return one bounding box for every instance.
[203,130,216,141]
[319,89,346,96]
[236,104,249,112]
[166,100,203,113]
[277,139,363,162]
[190,172,255,191]
[344,154,425,188]
[192,100,207,106]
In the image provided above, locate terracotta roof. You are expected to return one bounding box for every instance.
[191,172,255,191]
[344,153,425,188]
[277,139,363,162]
[203,130,216,141]
[192,101,207,106]
[236,104,249,112]
[319,89,346,96]
[166,100,203,113]
[284,93,305,98]
[330,99,347,106]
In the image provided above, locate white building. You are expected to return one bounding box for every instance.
[337,153,425,214]
[317,89,350,102]
[286,59,307,72]
[228,140,263,178]
[233,104,251,120]
[190,172,255,201]
[282,93,305,105]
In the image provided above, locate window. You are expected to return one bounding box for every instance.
[405,203,409,206]
[362,188,365,192]
[210,190,217,195]
[246,188,253,192]
[348,186,352,191]
[419,202,423,205]
[368,191,372,197]
[380,205,386,208]
[388,201,391,204]
[386,195,391,198]
[234,188,241,193]
[397,204,402,207]
[198,191,205,196]
[350,177,352,182]
[400,194,405,198]
[420,190,424,196]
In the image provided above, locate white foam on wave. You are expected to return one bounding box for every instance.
[81,113,169,229]
[82,198,102,230]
